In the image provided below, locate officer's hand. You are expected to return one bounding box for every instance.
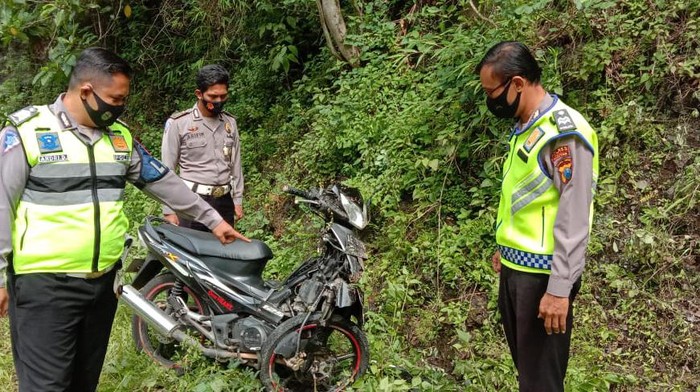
[212,221,251,244]
[538,293,569,335]
[491,250,501,273]
[0,288,8,317]
[164,214,180,226]
[234,205,244,221]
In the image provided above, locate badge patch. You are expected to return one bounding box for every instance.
[553,109,576,132]
[551,145,573,184]
[109,135,129,152]
[557,159,573,184]
[524,127,545,153]
[114,153,130,162]
[39,154,68,163]
[36,132,63,153]
[2,129,21,153]
[225,122,232,134]
[188,126,199,133]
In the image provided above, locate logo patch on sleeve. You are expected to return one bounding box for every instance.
[553,109,576,132]
[36,132,63,153]
[551,145,573,184]
[523,127,545,152]
[2,129,21,153]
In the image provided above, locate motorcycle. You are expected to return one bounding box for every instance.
[117,184,370,391]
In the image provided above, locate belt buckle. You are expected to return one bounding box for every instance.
[212,186,226,198]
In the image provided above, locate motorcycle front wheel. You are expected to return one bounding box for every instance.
[131,273,208,373]
[260,312,369,391]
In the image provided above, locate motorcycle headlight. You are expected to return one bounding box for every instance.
[340,193,368,229]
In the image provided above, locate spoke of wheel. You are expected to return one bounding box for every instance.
[333,353,355,362]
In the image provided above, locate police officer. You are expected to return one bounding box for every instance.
[0,47,249,392]
[161,64,243,231]
[476,42,598,391]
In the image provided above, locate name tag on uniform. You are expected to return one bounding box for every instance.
[39,154,68,163]
[109,135,130,152]
[114,153,130,162]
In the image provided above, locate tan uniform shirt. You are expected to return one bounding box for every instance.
[514,94,595,297]
[0,95,224,286]
[161,105,243,215]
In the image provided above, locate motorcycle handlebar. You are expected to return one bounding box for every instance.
[282,185,316,200]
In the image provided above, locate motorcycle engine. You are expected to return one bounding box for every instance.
[230,317,271,352]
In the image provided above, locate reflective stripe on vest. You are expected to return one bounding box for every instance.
[496,97,599,274]
[12,105,133,274]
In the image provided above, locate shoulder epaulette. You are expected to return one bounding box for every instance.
[552,109,577,133]
[222,110,236,120]
[169,109,192,120]
[115,119,130,129]
[7,106,39,127]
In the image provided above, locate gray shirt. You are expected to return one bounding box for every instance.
[161,104,244,215]
[519,94,594,297]
[0,95,224,286]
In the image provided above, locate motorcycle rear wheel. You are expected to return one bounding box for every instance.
[131,273,208,373]
[260,313,369,391]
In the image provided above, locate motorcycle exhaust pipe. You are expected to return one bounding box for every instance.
[119,284,180,337]
[118,285,258,362]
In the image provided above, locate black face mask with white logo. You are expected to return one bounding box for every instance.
[486,78,521,119]
[82,90,125,128]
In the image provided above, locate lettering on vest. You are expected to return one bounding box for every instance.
[38,154,68,163]
[114,153,130,162]
[36,132,63,153]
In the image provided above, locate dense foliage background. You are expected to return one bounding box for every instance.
[1,0,698,390]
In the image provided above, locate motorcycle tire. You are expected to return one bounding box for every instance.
[259,312,369,392]
[131,273,208,373]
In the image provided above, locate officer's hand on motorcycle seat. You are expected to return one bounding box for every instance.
[213,221,251,244]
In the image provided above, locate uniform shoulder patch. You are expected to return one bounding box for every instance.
[7,106,39,127]
[1,128,21,154]
[169,109,192,120]
[551,145,573,184]
[115,119,130,129]
[552,109,577,132]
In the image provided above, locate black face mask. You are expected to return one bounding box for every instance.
[82,89,125,128]
[486,78,521,119]
[201,98,226,115]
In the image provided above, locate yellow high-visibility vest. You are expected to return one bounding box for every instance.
[496,97,599,274]
[11,105,133,274]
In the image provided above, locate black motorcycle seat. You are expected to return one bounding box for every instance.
[154,223,273,261]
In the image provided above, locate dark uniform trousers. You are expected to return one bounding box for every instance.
[180,194,235,232]
[498,265,581,392]
[7,267,118,392]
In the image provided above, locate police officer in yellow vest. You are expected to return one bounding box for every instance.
[161,64,244,231]
[476,42,598,391]
[0,48,249,392]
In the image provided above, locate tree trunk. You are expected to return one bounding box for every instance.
[316,0,360,67]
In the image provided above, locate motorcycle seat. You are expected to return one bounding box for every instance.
[154,223,273,261]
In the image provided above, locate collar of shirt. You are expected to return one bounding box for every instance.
[192,102,223,132]
[509,93,557,139]
[51,93,103,143]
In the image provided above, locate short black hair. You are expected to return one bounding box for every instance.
[68,47,133,89]
[475,41,542,84]
[196,64,229,93]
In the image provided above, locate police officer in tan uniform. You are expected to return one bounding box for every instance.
[161,64,244,231]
